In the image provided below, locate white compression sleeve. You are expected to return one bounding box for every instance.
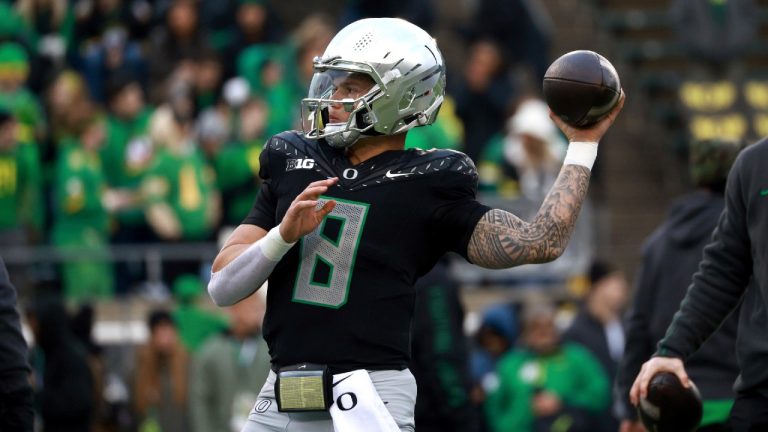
[208,226,295,306]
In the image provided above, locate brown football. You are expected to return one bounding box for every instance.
[637,372,703,432]
[542,50,621,128]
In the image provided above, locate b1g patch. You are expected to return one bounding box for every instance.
[286,158,315,171]
[253,399,272,414]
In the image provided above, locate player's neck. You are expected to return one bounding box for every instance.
[345,134,406,165]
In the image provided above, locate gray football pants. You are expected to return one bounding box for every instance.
[241,369,417,432]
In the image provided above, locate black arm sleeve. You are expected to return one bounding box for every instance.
[656,156,752,359]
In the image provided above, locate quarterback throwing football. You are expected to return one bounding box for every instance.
[208,17,624,432]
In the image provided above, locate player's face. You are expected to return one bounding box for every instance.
[327,73,375,124]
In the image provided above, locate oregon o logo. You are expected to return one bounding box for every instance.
[254,399,271,413]
[342,168,358,179]
[336,392,358,411]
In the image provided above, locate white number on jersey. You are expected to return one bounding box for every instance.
[292,197,369,308]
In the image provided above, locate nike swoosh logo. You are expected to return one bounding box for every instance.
[385,170,412,179]
[332,374,353,387]
[761,189,768,196]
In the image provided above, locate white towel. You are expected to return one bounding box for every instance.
[329,370,400,432]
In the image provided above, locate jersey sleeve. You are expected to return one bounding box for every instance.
[242,138,279,230]
[430,153,491,260]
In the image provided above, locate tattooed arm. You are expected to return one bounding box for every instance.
[468,92,624,269]
[468,164,591,268]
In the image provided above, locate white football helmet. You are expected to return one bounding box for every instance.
[301,18,446,148]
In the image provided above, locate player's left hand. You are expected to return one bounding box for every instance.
[279,178,338,243]
[629,356,689,406]
[550,89,625,144]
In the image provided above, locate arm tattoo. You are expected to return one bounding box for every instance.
[468,164,591,269]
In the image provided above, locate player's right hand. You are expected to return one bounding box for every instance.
[550,90,625,144]
[279,178,339,243]
[629,356,689,406]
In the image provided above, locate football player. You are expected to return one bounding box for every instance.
[208,17,624,432]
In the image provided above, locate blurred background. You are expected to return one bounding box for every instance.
[1,0,766,430]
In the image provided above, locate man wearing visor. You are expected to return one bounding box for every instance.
[208,17,624,432]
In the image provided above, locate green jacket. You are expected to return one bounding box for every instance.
[485,343,610,432]
[190,332,271,432]
[51,142,113,299]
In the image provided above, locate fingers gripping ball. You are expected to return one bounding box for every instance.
[543,50,621,128]
[637,372,703,432]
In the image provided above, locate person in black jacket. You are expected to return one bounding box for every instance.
[619,138,742,432]
[563,261,629,432]
[629,137,768,432]
[0,257,33,431]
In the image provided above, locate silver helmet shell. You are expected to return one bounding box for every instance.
[301,18,446,148]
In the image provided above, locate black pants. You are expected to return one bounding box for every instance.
[729,390,768,432]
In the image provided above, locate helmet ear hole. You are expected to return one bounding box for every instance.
[355,108,380,136]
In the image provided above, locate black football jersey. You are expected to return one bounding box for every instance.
[243,131,491,372]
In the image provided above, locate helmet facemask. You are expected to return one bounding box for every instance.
[301,68,382,148]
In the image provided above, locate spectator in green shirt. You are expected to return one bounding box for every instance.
[52,114,114,300]
[0,42,46,147]
[172,273,228,353]
[101,74,156,294]
[143,95,220,243]
[102,74,154,233]
[0,109,42,290]
[142,88,220,285]
[485,300,610,432]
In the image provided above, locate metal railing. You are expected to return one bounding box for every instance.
[2,242,220,286]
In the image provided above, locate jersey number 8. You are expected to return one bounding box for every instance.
[292,197,369,308]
